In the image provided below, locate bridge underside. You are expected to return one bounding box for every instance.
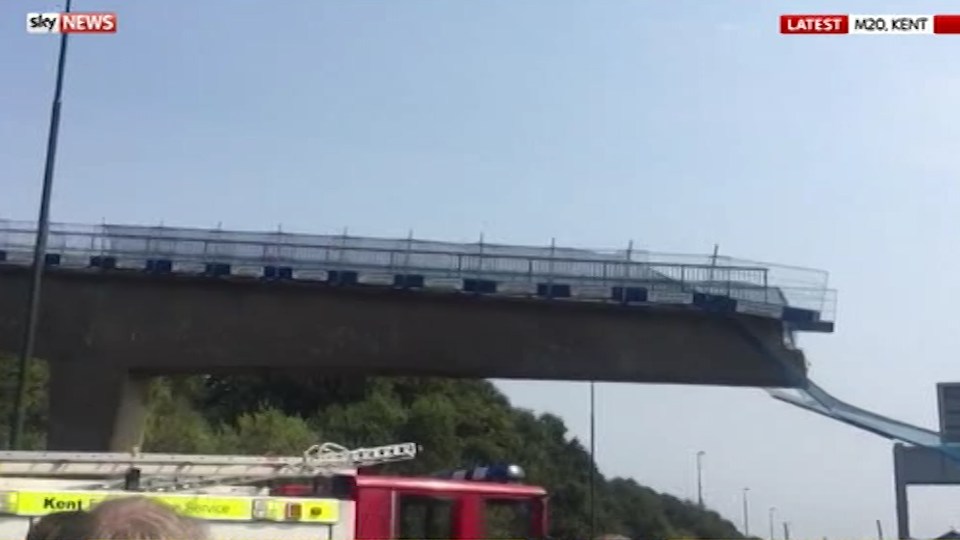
[0,266,807,451]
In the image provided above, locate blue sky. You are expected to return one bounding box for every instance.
[3,1,960,537]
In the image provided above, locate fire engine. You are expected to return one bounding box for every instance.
[0,442,548,540]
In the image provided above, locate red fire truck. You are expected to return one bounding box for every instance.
[0,442,549,540]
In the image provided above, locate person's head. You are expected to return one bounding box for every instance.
[26,510,94,540]
[85,496,208,540]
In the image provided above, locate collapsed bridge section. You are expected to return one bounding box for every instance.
[0,220,835,452]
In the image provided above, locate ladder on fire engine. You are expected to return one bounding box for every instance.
[0,441,419,492]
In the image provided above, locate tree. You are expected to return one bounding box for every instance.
[220,406,317,455]
[399,393,460,474]
[0,355,48,450]
[142,378,219,453]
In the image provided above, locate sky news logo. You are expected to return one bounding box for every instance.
[26,12,117,34]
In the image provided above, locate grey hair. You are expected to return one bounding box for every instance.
[26,510,94,540]
[86,496,209,540]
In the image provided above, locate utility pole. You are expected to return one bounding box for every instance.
[876,519,884,540]
[742,488,750,536]
[696,451,705,508]
[589,381,597,540]
[768,507,777,540]
[8,0,73,450]
[709,243,719,282]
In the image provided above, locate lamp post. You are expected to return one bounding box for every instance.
[769,507,777,540]
[589,381,597,540]
[8,0,73,450]
[696,451,705,508]
[742,488,750,536]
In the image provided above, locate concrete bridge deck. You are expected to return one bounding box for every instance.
[0,220,836,451]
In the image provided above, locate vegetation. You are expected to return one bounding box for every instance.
[1,357,745,539]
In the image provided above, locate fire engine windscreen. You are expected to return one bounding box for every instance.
[484,499,534,539]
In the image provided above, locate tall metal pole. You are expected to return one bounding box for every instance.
[8,0,73,450]
[768,507,777,540]
[742,487,750,536]
[696,451,705,508]
[709,243,719,282]
[783,521,791,540]
[589,381,597,540]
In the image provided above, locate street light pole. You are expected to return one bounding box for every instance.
[7,0,73,450]
[742,488,750,536]
[589,381,597,540]
[769,507,777,540]
[696,451,705,508]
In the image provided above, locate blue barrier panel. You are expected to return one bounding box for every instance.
[537,283,571,299]
[146,259,173,274]
[204,263,231,277]
[463,279,497,294]
[611,286,648,302]
[782,306,818,324]
[263,265,294,280]
[44,253,61,266]
[263,266,294,280]
[89,256,117,269]
[693,292,737,313]
[803,321,834,332]
[394,274,425,288]
[327,270,358,285]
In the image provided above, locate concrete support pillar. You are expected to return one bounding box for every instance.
[47,360,149,451]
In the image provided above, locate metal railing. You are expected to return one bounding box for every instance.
[0,220,836,319]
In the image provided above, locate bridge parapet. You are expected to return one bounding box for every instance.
[0,220,836,331]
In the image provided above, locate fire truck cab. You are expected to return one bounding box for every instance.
[275,466,547,539]
[0,442,548,540]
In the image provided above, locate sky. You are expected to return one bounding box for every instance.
[2,0,959,537]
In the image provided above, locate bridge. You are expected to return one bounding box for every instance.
[0,219,835,451]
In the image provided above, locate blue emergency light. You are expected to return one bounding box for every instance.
[434,463,525,483]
